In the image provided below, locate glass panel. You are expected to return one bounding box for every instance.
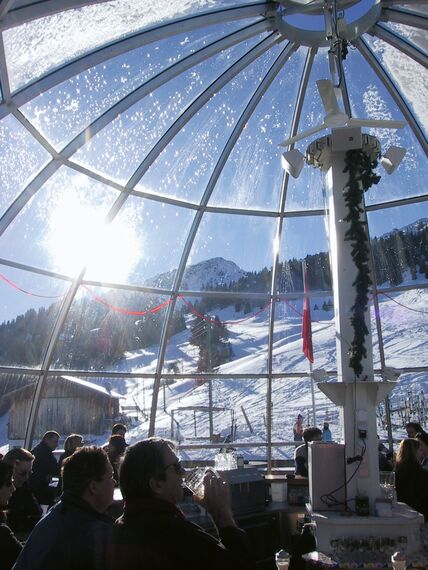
[273,215,334,373]
[344,48,428,205]
[185,212,277,292]
[0,373,38,447]
[163,294,270,374]
[71,34,269,185]
[271,378,341,448]
[0,115,50,218]
[364,34,428,138]
[0,167,120,276]
[31,375,127,443]
[382,22,428,53]
[209,48,306,210]
[376,288,428,367]
[97,195,195,286]
[51,286,172,372]
[0,266,66,368]
[272,293,336,374]
[383,371,427,439]
[20,21,254,150]
[368,202,428,287]
[5,1,258,92]
[285,49,331,211]
[138,41,286,204]
[158,377,268,456]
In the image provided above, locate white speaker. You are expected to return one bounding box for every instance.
[309,441,346,511]
[281,149,305,179]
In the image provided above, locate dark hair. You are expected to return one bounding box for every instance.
[0,462,13,488]
[64,434,83,454]
[112,424,126,435]
[415,431,428,446]
[119,438,175,500]
[405,422,423,433]
[3,448,34,465]
[42,431,60,441]
[108,435,127,454]
[303,427,322,444]
[62,446,109,497]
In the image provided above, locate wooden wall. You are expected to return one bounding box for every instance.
[7,378,119,439]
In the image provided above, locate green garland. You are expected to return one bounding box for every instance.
[343,149,380,378]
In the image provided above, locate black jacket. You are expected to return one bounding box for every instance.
[0,513,22,570]
[108,496,256,570]
[7,483,42,533]
[29,441,59,505]
[396,465,428,521]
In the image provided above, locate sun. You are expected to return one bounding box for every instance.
[44,193,141,282]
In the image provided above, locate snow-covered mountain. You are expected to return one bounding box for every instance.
[382,217,428,239]
[145,257,248,290]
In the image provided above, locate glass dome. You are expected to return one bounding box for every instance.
[0,0,427,460]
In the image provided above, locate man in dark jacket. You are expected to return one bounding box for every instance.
[29,431,60,506]
[3,448,42,534]
[13,446,114,570]
[108,438,256,570]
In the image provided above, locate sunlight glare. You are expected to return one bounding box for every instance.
[44,193,140,281]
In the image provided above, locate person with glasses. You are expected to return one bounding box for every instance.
[3,448,42,535]
[108,437,256,570]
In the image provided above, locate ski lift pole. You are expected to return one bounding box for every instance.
[310,360,317,427]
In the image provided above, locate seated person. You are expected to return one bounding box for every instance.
[0,461,22,569]
[29,431,60,506]
[58,434,84,492]
[13,446,114,570]
[405,422,425,438]
[294,427,322,477]
[3,448,42,534]
[107,435,127,485]
[108,438,256,570]
[395,438,428,521]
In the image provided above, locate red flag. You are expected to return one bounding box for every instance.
[302,266,314,363]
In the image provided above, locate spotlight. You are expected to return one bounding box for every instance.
[380,146,406,175]
[312,368,328,382]
[281,149,305,178]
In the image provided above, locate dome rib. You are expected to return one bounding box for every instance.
[373,23,428,69]
[380,6,428,30]
[356,36,428,156]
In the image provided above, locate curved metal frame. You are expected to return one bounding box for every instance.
[0,1,426,448]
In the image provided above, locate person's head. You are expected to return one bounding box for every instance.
[303,427,322,445]
[64,434,84,454]
[405,422,423,438]
[62,446,114,513]
[396,438,423,470]
[108,435,127,460]
[42,431,60,450]
[119,438,184,505]
[415,432,428,458]
[0,462,15,508]
[297,414,303,423]
[112,423,127,437]
[323,422,329,430]
[3,448,34,488]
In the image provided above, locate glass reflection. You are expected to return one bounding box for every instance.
[163,295,270,374]
[0,115,50,218]
[51,286,170,372]
[0,266,66,367]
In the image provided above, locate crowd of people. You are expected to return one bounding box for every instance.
[0,418,427,569]
[0,424,256,570]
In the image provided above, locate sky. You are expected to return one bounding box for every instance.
[0,1,427,326]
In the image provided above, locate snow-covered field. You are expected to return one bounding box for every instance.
[1,279,427,461]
